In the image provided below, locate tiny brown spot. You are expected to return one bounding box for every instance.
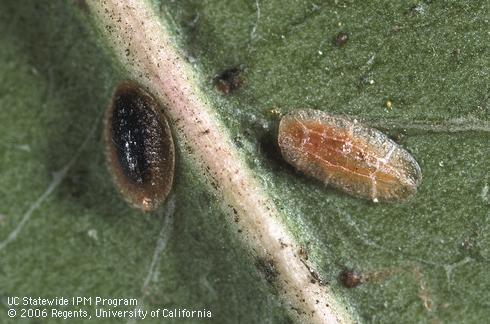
[334,32,349,47]
[299,246,309,260]
[233,135,243,148]
[279,239,288,248]
[214,67,243,94]
[339,269,365,288]
[461,237,474,250]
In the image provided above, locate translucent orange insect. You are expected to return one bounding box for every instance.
[278,109,422,202]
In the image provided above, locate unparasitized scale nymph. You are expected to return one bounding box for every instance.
[278,109,422,202]
[104,80,175,212]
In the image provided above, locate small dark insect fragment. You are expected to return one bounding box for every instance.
[104,80,175,212]
[334,32,349,47]
[339,269,365,288]
[214,67,243,94]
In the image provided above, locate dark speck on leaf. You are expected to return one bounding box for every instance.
[339,269,365,288]
[233,136,243,148]
[334,32,349,47]
[214,66,243,94]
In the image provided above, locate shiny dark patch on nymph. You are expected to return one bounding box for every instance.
[112,90,159,184]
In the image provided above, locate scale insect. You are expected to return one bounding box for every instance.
[278,109,422,202]
[104,81,175,212]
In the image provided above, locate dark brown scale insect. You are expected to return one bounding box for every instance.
[104,81,175,212]
[278,109,422,202]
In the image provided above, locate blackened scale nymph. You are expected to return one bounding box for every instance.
[104,81,175,211]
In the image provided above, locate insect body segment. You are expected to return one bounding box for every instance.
[278,109,421,201]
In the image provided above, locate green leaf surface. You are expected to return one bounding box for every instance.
[0,1,488,323]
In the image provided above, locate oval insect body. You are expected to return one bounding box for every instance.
[104,81,175,211]
[278,109,422,201]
